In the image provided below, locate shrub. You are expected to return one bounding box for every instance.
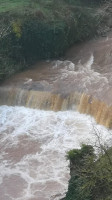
[64,145,112,200]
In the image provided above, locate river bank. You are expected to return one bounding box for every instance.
[1,31,112,128]
[0,1,112,200]
[0,0,105,81]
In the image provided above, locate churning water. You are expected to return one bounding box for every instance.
[0,106,112,200]
[1,33,112,200]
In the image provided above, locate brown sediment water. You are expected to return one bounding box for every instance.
[0,86,112,128]
[0,106,112,200]
[0,87,81,111]
[0,33,112,199]
[79,93,112,128]
[1,33,112,126]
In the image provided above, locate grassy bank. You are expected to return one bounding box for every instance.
[0,0,101,14]
[0,0,104,81]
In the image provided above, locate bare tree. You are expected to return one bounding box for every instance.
[0,24,11,39]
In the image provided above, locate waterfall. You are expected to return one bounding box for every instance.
[0,87,112,128]
[0,87,81,111]
[1,34,112,200]
[79,93,112,128]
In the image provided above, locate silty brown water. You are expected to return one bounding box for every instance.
[0,33,112,199]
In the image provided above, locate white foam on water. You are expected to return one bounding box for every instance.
[53,60,75,71]
[84,54,94,70]
[0,106,112,200]
[52,56,109,96]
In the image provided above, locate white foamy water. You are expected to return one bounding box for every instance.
[51,56,110,100]
[0,106,112,200]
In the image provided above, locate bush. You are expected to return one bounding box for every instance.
[20,20,68,60]
[64,145,112,200]
[0,0,101,81]
[66,144,95,166]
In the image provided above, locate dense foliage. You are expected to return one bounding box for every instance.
[63,144,112,200]
[0,0,109,81]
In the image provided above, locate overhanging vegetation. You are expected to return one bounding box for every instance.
[0,0,108,81]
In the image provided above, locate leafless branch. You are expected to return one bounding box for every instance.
[0,25,11,39]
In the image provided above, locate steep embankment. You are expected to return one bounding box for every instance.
[0,0,102,81]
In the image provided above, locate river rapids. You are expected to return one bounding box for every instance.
[0,34,112,199]
[0,106,112,200]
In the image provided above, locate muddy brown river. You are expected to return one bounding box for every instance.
[0,33,112,199]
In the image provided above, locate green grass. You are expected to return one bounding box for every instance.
[0,0,51,13]
[0,0,64,20]
[0,0,30,13]
[0,0,99,27]
[0,0,96,15]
